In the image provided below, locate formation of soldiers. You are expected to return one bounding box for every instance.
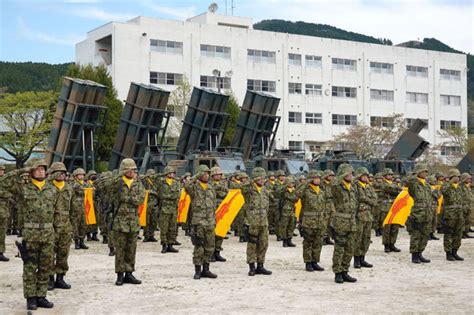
[0,160,472,310]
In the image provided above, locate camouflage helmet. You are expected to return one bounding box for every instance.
[72,168,86,177]
[196,164,210,178]
[210,166,223,176]
[275,170,286,177]
[146,169,156,176]
[307,169,323,179]
[183,172,192,178]
[86,170,97,179]
[163,166,176,175]
[447,168,461,178]
[27,158,48,171]
[298,174,306,181]
[49,162,67,174]
[267,171,275,178]
[286,175,296,184]
[382,168,394,176]
[427,175,436,184]
[460,172,471,182]
[435,172,445,179]
[100,171,113,179]
[0,165,5,171]
[413,164,429,175]
[252,167,266,180]
[323,169,335,178]
[239,172,249,179]
[354,167,369,179]
[336,163,353,178]
[120,158,137,172]
[375,172,383,179]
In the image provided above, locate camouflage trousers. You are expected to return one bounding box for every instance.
[324,211,333,238]
[371,207,381,230]
[0,217,7,253]
[9,206,18,231]
[74,213,87,240]
[233,210,245,237]
[279,215,296,239]
[431,208,438,233]
[381,209,399,245]
[302,227,324,263]
[408,222,431,253]
[159,213,177,245]
[443,217,463,253]
[354,220,372,256]
[464,207,472,232]
[87,223,98,234]
[332,231,355,273]
[114,231,137,273]
[23,241,54,299]
[215,236,224,252]
[267,204,278,233]
[144,205,158,238]
[99,211,108,237]
[192,225,215,265]
[53,231,72,275]
[246,225,269,264]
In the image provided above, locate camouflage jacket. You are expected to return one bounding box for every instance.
[280,187,299,217]
[330,180,357,233]
[241,183,270,227]
[211,179,229,206]
[407,178,433,224]
[353,181,376,222]
[265,180,279,207]
[321,180,336,216]
[0,170,24,218]
[157,178,181,215]
[111,177,146,233]
[95,177,114,215]
[70,179,91,221]
[296,183,326,229]
[460,183,472,213]
[441,183,463,222]
[379,180,402,211]
[51,181,77,234]
[185,181,216,227]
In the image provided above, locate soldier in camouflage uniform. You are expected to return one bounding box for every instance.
[157,166,181,253]
[110,158,146,285]
[242,167,272,276]
[85,170,99,242]
[353,167,376,269]
[185,164,218,279]
[265,171,278,235]
[234,172,249,242]
[142,169,159,243]
[321,170,335,245]
[331,164,358,284]
[406,165,432,264]
[95,171,115,254]
[296,170,326,272]
[279,175,299,247]
[380,168,403,253]
[18,159,56,310]
[273,170,286,241]
[0,165,10,261]
[460,173,473,238]
[48,162,77,290]
[427,174,441,240]
[372,173,384,236]
[71,168,90,250]
[210,166,229,262]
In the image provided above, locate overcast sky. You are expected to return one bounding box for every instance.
[0,0,472,63]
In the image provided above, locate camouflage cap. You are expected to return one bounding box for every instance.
[163,166,176,175]
[252,167,266,180]
[336,163,353,178]
[72,168,86,177]
[275,170,285,177]
[49,162,67,174]
[382,168,394,176]
[210,166,223,176]
[447,168,461,178]
[354,167,369,179]
[461,172,471,182]
[322,169,335,178]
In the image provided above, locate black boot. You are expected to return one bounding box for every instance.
[256,263,272,275]
[335,273,344,284]
[115,272,124,286]
[312,262,324,271]
[12,229,19,235]
[210,254,216,262]
[325,237,334,245]
[167,245,179,253]
[124,272,142,284]
[214,251,226,262]
[109,247,115,256]
[74,239,80,250]
[102,235,108,244]
[91,232,100,241]
[305,262,314,272]
[201,263,217,278]
[248,263,256,276]
[86,233,92,241]
[452,250,464,261]
[282,239,288,247]
[463,232,474,239]
[26,297,37,310]
[161,244,167,253]
[353,256,361,269]
[419,252,431,263]
[239,236,245,243]
[79,238,89,249]
[375,229,381,237]
[389,244,401,252]
[384,244,391,253]
[360,256,373,268]
[174,240,182,246]
[341,271,357,282]
[36,297,54,308]
[55,274,71,289]
[429,233,439,240]
[287,238,296,247]
[411,252,421,264]
[0,253,9,262]
[194,265,202,279]
[446,252,455,261]
[276,236,282,241]
[47,275,55,291]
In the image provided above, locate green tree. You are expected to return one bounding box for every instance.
[0,91,56,167]
[221,92,240,147]
[65,63,122,161]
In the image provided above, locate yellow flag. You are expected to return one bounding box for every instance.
[84,187,96,225]
[138,190,149,227]
[295,199,302,219]
[437,195,443,214]
[383,188,413,226]
[215,189,245,238]
[177,189,191,223]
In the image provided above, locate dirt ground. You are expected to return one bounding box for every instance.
[0,228,473,314]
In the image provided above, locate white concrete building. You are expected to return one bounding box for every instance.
[76,12,468,159]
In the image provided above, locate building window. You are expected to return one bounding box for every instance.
[332,58,356,71]
[440,69,461,80]
[288,111,302,123]
[247,79,276,93]
[150,39,183,54]
[288,53,302,66]
[288,82,302,94]
[332,114,357,126]
[150,72,183,85]
[406,65,428,77]
[289,141,303,151]
[305,84,322,96]
[305,112,322,124]
[332,86,357,98]
[370,116,394,128]
[440,95,461,106]
[370,89,394,101]
[440,120,461,130]
[440,146,461,156]
[200,44,231,59]
[305,55,322,67]
[406,92,428,104]
[200,75,231,90]
[247,49,276,63]
[405,118,428,129]
[370,62,393,74]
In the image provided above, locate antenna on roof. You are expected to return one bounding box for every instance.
[208,2,218,13]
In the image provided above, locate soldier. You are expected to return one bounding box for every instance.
[48,162,76,290]
[18,159,56,310]
[142,169,159,243]
[71,168,90,250]
[185,164,218,279]
[297,174,307,187]
[406,165,432,264]
[460,173,473,238]
[279,175,299,247]
[274,170,286,241]
[241,167,272,276]
[85,170,99,242]
[353,167,376,269]
[210,166,229,262]
[110,158,146,285]
[265,171,278,235]
[234,172,249,242]
[0,165,10,261]
[331,164,358,284]
[296,170,326,272]
[428,174,441,240]
[321,169,335,245]
[372,173,384,236]
[95,171,115,255]
[380,168,402,253]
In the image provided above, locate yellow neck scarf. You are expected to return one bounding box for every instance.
[147,178,153,186]
[309,183,320,194]
[342,180,351,191]
[324,179,331,185]
[452,183,459,189]
[287,187,294,193]
[269,180,275,185]
[254,183,263,193]
[384,179,393,184]
[78,179,84,185]
[88,180,94,185]
[465,183,471,188]
[358,181,367,188]
[53,180,65,191]
[31,178,46,190]
[278,180,285,184]
[417,177,426,186]
[122,176,133,189]
[199,181,208,190]
[165,178,174,186]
